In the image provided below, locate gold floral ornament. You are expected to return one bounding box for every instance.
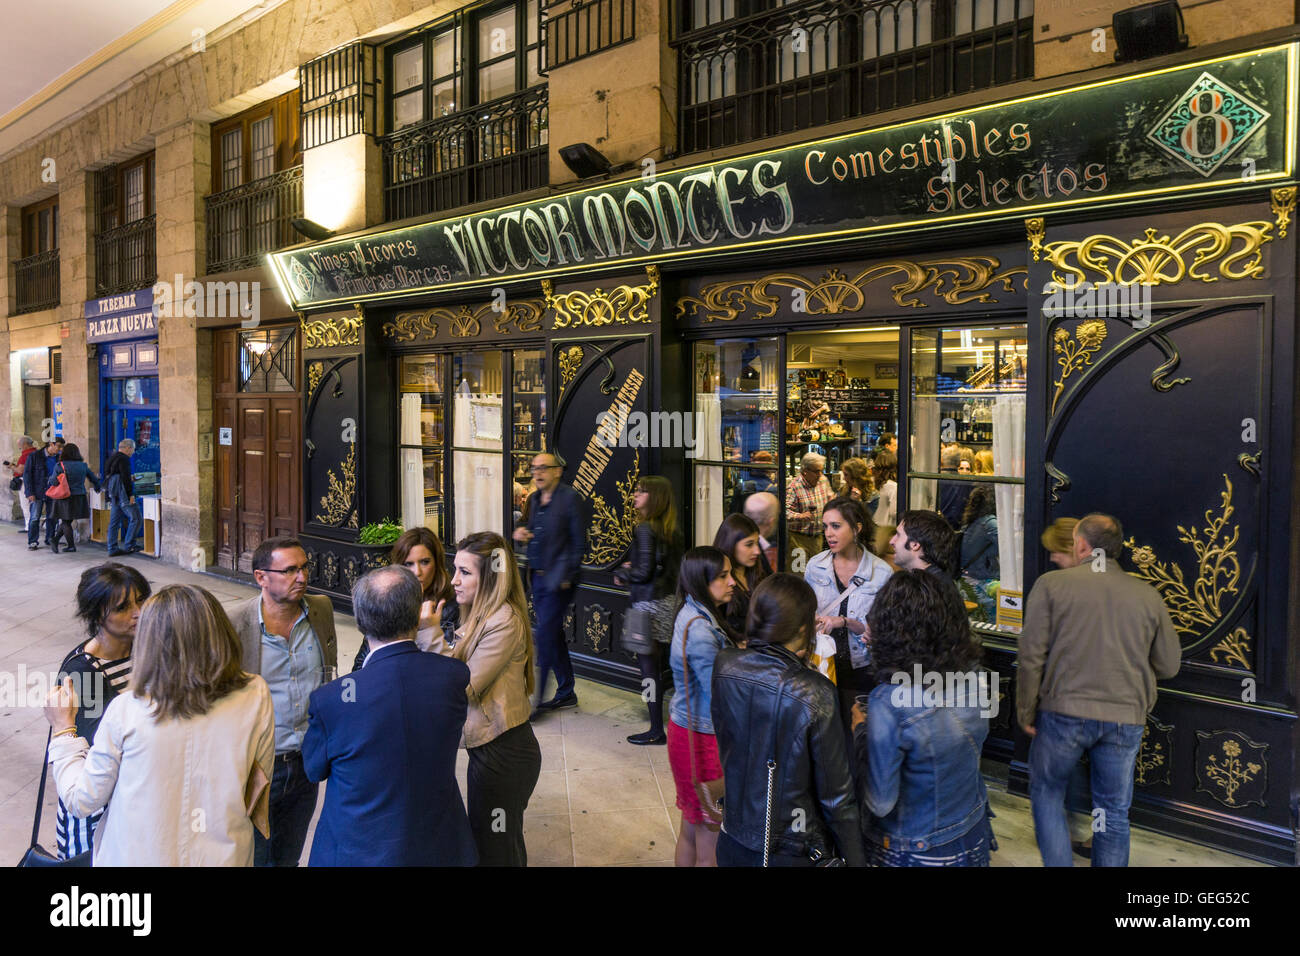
[1041,221,1273,290]
[584,451,640,567]
[544,266,659,328]
[307,361,324,397]
[314,442,358,528]
[1050,319,1107,416]
[1124,474,1240,638]
[1134,724,1166,786]
[586,606,610,654]
[1271,186,1296,239]
[675,257,1027,322]
[1199,735,1265,808]
[1208,626,1252,669]
[558,345,584,394]
[1025,217,1045,261]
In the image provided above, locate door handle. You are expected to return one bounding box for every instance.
[234,484,241,510]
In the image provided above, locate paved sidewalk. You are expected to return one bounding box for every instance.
[0,528,1264,866]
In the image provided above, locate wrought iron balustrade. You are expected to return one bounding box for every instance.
[94,215,156,297]
[381,85,549,222]
[674,0,1033,155]
[11,249,60,315]
[205,166,305,274]
[543,0,636,68]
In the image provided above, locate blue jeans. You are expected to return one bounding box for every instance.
[253,751,319,867]
[28,498,55,545]
[107,492,141,551]
[531,576,576,701]
[1029,711,1144,867]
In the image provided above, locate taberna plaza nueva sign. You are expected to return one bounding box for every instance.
[270,43,1297,310]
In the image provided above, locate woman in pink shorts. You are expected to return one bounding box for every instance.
[666,545,736,866]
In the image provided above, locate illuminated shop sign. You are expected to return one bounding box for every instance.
[271,43,1296,309]
[84,289,157,344]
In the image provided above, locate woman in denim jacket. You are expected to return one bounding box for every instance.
[666,546,735,867]
[803,496,892,739]
[851,569,994,866]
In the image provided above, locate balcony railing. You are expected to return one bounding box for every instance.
[380,85,549,222]
[205,166,305,274]
[10,250,60,315]
[543,0,636,69]
[94,216,156,297]
[674,0,1033,155]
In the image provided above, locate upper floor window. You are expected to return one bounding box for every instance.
[211,91,301,192]
[385,0,542,134]
[21,196,58,257]
[674,0,1033,155]
[96,154,155,234]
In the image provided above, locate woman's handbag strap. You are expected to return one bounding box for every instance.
[679,615,707,786]
[31,728,52,849]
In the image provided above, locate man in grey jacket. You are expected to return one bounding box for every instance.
[228,536,338,866]
[1018,513,1180,867]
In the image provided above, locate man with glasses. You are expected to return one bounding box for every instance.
[230,536,338,866]
[513,452,587,716]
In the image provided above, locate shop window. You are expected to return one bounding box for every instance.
[510,347,548,529]
[908,325,1026,630]
[238,328,298,392]
[692,337,780,545]
[399,355,447,538]
[452,352,505,538]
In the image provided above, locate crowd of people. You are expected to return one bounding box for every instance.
[32,440,1180,868]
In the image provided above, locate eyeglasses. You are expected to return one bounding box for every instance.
[530,465,559,473]
[263,564,309,577]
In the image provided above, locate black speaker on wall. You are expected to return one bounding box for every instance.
[1113,0,1188,62]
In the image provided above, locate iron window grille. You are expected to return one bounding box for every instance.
[673,0,1033,156]
[205,166,305,273]
[300,42,377,149]
[93,217,156,297]
[541,0,635,69]
[10,250,60,315]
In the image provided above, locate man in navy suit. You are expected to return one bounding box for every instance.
[303,565,477,866]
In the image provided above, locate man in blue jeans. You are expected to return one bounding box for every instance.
[103,438,142,555]
[513,452,587,714]
[23,438,62,550]
[1018,513,1180,867]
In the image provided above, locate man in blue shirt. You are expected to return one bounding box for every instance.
[513,452,587,714]
[229,536,338,866]
[23,438,62,550]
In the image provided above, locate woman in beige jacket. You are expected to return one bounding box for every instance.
[430,531,542,866]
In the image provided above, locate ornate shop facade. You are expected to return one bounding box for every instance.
[273,42,1300,863]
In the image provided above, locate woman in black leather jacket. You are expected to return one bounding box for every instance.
[614,476,681,745]
[710,573,866,866]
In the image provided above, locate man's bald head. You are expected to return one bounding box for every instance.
[1074,513,1124,560]
[744,491,779,539]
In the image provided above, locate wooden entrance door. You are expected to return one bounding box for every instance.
[214,327,302,572]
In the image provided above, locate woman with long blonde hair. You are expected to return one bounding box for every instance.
[433,531,541,866]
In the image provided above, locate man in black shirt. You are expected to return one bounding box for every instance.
[889,510,958,583]
[103,438,141,556]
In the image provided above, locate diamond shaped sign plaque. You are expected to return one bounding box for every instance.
[1147,71,1270,177]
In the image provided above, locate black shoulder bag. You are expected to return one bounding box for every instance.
[17,729,93,867]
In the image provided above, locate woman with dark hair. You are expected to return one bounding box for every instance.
[666,545,735,867]
[44,585,275,865]
[614,475,681,745]
[47,442,101,554]
[959,483,1000,622]
[803,495,891,738]
[711,513,768,640]
[711,574,866,866]
[54,562,152,858]
[437,531,541,866]
[352,526,459,670]
[851,570,993,867]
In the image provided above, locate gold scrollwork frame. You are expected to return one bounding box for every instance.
[676,257,1027,322]
[544,266,660,328]
[302,309,363,349]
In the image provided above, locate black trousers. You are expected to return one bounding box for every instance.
[635,645,666,734]
[467,721,542,866]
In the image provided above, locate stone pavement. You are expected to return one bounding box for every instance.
[0,526,1264,866]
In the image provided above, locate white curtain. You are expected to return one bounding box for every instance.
[694,393,724,545]
[992,394,1026,593]
[400,393,424,531]
[454,392,503,537]
[911,396,940,511]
